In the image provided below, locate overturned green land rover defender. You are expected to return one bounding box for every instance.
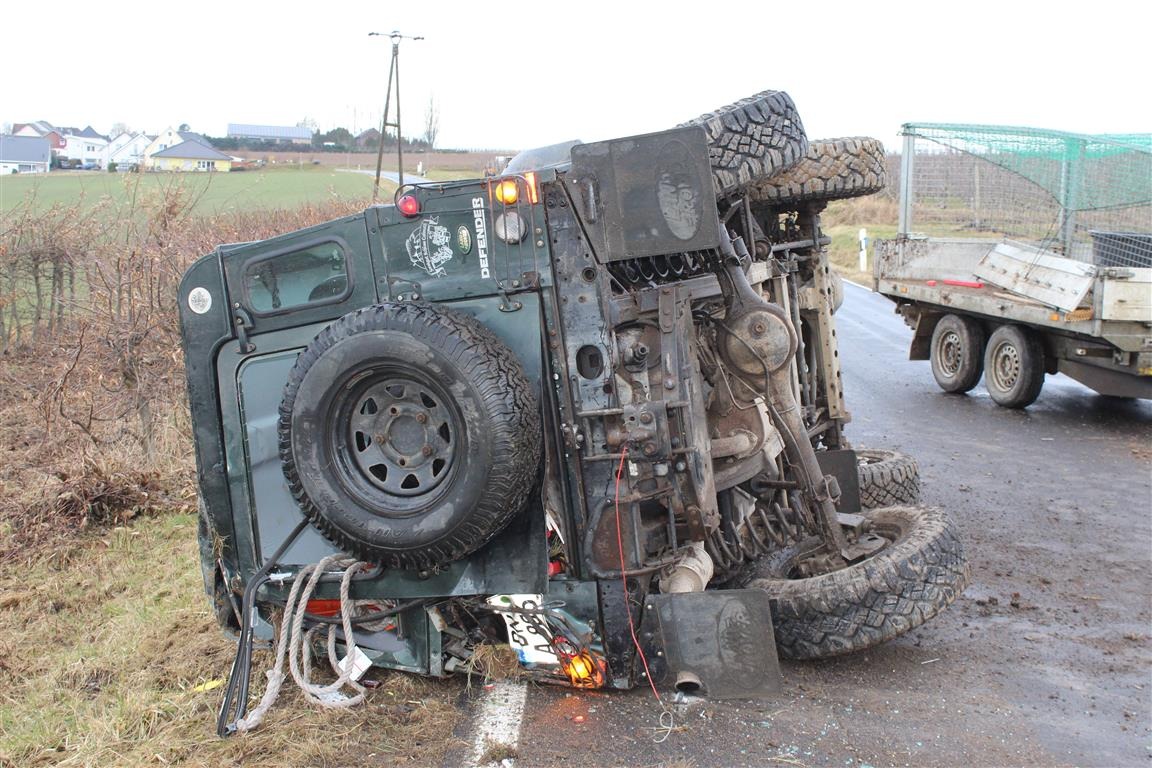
[179,91,968,732]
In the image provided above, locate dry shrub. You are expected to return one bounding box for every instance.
[822,195,899,228]
[0,178,367,556]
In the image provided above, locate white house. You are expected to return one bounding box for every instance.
[104,132,153,169]
[0,135,51,173]
[58,126,108,167]
[144,128,211,169]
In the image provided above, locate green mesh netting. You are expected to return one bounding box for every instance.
[903,124,1151,212]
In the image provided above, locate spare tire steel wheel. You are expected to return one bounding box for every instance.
[747,506,970,660]
[279,303,542,569]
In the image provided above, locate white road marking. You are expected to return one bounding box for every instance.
[468,679,528,767]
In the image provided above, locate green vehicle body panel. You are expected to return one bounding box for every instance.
[179,176,561,658]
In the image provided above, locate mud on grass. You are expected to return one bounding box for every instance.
[0,513,464,767]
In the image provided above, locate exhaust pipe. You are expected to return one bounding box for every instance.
[675,670,703,694]
[659,541,714,594]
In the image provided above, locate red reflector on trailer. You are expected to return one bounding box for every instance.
[398,194,421,217]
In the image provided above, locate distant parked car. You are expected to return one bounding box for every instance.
[81,161,100,171]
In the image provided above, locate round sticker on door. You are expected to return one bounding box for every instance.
[188,287,212,314]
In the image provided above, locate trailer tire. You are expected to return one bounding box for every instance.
[279,303,541,570]
[984,325,1045,408]
[857,448,921,508]
[930,314,986,393]
[680,90,808,197]
[745,137,887,206]
[747,506,969,660]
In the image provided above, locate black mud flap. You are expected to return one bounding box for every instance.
[639,590,782,699]
[816,448,861,515]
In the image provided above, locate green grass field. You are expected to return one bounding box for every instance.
[0,166,398,217]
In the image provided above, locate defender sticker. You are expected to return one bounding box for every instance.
[405,217,454,277]
[471,197,491,279]
[456,225,472,255]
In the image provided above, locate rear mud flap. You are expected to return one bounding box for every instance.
[640,590,782,699]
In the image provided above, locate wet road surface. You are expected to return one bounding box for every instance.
[454,281,1152,768]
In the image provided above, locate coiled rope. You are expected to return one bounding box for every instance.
[236,554,371,733]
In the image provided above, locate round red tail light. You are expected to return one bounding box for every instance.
[397,194,421,217]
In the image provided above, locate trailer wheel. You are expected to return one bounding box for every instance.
[984,325,1045,408]
[745,137,887,206]
[930,314,985,393]
[746,506,969,660]
[679,90,808,197]
[856,448,920,508]
[279,303,542,569]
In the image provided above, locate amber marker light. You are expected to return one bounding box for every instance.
[494,178,519,205]
[397,194,421,217]
[561,651,604,688]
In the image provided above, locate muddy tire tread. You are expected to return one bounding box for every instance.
[747,137,887,205]
[748,506,970,660]
[857,448,921,509]
[680,90,809,196]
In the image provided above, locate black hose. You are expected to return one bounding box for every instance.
[216,518,309,738]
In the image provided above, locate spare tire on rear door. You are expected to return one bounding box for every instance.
[279,302,541,570]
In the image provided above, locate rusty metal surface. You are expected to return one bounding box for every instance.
[569,127,720,261]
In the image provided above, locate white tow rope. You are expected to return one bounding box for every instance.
[236,554,371,733]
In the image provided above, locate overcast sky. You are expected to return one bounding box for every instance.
[4,0,1147,153]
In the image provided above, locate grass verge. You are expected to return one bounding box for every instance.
[0,167,392,217]
[822,196,899,285]
[0,514,463,767]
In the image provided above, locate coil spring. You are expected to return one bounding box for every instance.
[610,252,708,288]
[704,492,808,574]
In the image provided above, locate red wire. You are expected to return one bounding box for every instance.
[614,448,664,704]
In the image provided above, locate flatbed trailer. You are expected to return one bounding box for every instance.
[873,235,1152,406]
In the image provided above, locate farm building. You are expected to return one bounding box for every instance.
[0,135,51,173]
[226,123,312,144]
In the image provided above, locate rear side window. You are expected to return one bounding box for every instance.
[243,241,349,314]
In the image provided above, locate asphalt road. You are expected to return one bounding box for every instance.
[454,281,1152,768]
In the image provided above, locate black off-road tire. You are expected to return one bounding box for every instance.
[279,302,541,569]
[930,313,986,393]
[984,325,1045,409]
[747,506,969,660]
[680,90,808,197]
[857,448,920,508]
[746,137,886,205]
